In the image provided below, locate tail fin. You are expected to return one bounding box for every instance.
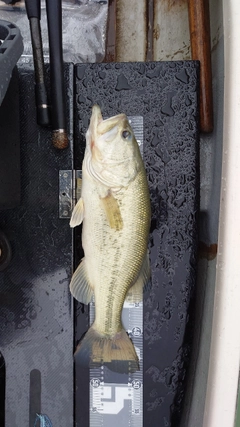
[74,325,139,374]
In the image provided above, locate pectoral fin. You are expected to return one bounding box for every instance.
[70,258,94,304]
[126,252,151,303]
[101,193,123,231]
[76,177,82,200]
[70,197,84,228]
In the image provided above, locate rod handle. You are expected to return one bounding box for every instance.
[46,0,68,149]
[25,0,41,20]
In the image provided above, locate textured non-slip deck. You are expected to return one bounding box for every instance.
[0,60,199,426]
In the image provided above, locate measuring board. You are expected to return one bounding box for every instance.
[63,60,199,425]
[88,116,144,427]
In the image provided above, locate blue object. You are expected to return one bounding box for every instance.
[34,413,53,427]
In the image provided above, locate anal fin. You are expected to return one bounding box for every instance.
[70,258,93,304]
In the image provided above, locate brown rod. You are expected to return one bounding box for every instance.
[146,0,154,62]
[188,0,213,133]
[104,0,117,62]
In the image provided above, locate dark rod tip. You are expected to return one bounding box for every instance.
[52,130,69,150]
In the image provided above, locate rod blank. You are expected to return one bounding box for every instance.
[25,0,50,127]
[188,0,214,133]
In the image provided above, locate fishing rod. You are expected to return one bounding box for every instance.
[46,0,68,149]
[188,0,213,133]
[25,0,50,127]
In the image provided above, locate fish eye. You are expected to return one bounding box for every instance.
[122,130,131,139]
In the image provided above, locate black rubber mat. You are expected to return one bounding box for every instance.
[0,67,21,210]
[0,64,74,426]
[74,61,200,427]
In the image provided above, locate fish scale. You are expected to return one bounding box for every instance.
[92,170,148,334]
[89,116,145,427]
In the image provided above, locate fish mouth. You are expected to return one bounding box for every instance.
[85,105,137,188]
[98,113,128,135]
[91,104,129,136]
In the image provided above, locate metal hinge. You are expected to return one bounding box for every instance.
[59,170,82,219]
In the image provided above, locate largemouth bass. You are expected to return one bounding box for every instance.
[70,105,151,373]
